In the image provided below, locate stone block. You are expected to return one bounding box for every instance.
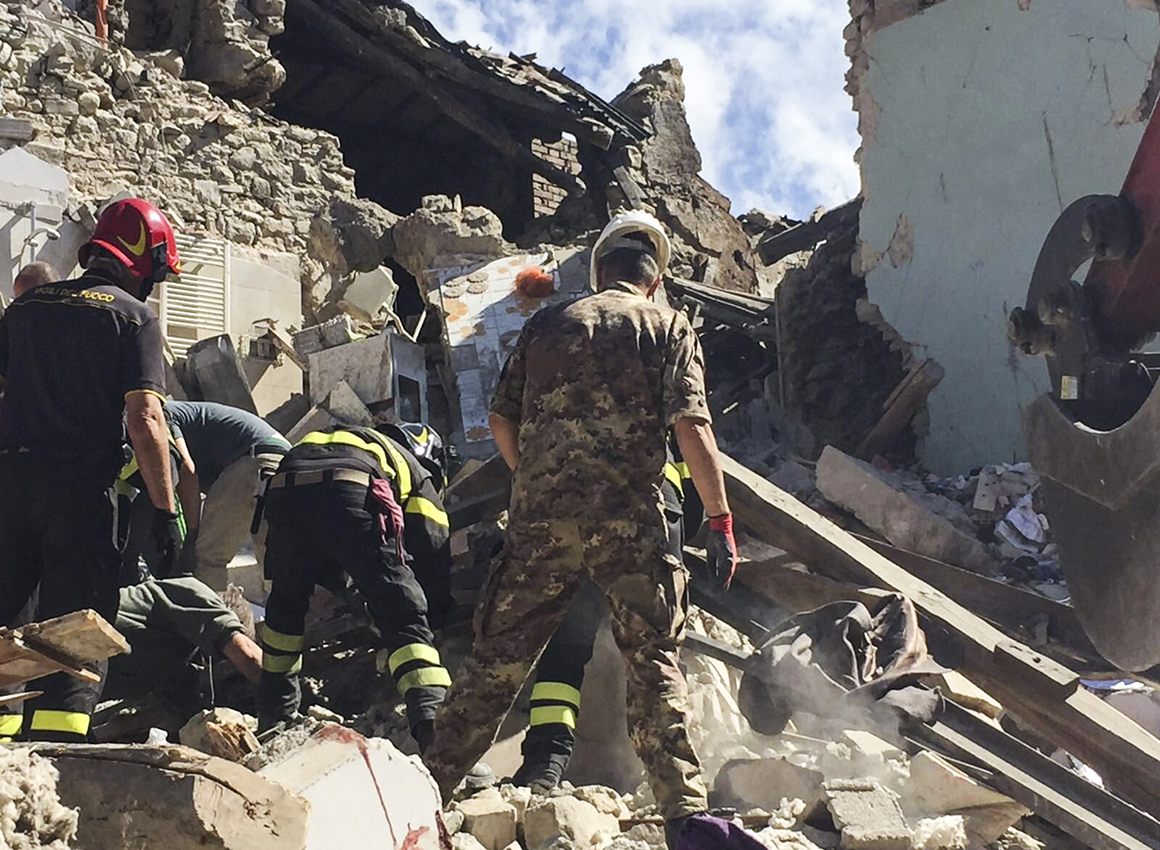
[293,314,356,356]
[443,809,465,835]
[179,707,260,762]
[307,331,427,422]
[257,723,443,850]
[903,752,1027,846]
[572,784,628,817]
[523,796,620,850]
[816,447,998,575]
[823,778,913,850]
[456,788,518,850]
[36,743,308,850]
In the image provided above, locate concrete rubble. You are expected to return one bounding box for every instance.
[2,0,1160,849]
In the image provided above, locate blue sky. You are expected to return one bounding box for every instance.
[414,0,861,219]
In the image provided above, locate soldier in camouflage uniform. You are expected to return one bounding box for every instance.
[423,212,738,848]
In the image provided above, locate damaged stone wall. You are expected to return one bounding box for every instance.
[531,137,580,218]
[609,60,760,294]
[846,0,1160,473]
[0,1,393,324]
[775,219,909,458]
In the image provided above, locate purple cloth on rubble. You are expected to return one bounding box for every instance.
[678,814,767,850]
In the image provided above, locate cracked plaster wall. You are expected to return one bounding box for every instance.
[853,0,1160,473]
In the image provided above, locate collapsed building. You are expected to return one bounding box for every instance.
[2,1,1160,850]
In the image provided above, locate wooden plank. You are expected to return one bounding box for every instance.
[0,690,42,707]
[756,198,862,265]
[857,359,945,460]
[915,708,1160,850]
[21,609,128,660]
[993,640,1079,699]
[722,454,1160,816]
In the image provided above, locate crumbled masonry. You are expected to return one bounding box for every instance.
[2,0,1159,849]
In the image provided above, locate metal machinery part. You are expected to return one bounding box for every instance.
[1009,108,1160,671]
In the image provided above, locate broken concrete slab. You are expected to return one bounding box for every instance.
[324,379,374,427]
[340,266,399,323]
[455,788,518,850]
[816,447,998,576]
[523,795,620,850]
[823,778,913,850]
[257,723,442,850]
[286,404,339,444]
[186,335,259,414]
[903,751,1027,846]
[293,315,357,356]
[307,330,428,422]
[32,742,308,850]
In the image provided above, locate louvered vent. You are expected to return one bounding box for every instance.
[151,234,230,358]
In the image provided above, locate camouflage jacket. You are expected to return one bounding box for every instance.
[491,281,711,524]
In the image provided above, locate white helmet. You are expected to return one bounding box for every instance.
[589,210,672,291]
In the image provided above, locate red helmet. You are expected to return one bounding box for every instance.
[79,198,181,290]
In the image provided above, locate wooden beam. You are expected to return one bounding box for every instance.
[857,359,945,460]
[756,198,862,265]
[0,610,126,689]
[292,0,586,197]
[722,453,1160,816]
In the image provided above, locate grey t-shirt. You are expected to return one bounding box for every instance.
[165,401,290,488]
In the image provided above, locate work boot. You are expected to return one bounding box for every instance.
[411,719,435,754]
[510,752,569,793]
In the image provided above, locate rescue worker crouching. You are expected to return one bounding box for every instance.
[256,419,453,750]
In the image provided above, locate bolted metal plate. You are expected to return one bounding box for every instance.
[1025,388,1160,670]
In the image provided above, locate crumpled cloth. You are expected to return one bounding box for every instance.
[369,477,406,561]
[678,814,767,850]
[738,593,946,735]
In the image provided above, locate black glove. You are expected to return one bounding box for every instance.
[151,508,183,578]
[705,513,739,590]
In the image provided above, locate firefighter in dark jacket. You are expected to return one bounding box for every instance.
[0,198,181,743]
[257,420,453,750]
[513,439,702,790]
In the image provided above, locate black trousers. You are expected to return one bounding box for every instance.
[0,452,120,742]
[257,480,446,731]
[522,505,685,769]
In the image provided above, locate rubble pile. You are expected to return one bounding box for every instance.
[0,0,393,320]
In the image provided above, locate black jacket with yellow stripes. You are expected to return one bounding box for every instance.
[278,427,454,617]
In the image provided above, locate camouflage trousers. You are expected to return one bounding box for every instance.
[423,516,708,819]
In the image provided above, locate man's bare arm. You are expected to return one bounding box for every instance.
[125,391,176,512]
[490,412,520,471]
[173,435,201,531]
[222,632,263,684]
[674,418,729,517]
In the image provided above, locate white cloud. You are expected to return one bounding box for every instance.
[414,0,861,219]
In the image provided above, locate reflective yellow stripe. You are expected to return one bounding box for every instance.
[126,388,168,403]
[405,497,449,528]
[119,455,139,482]
[530,682,582,707]
[397,666,452,693]
[30,710,89,736]
[414,426,430,446]
[530,706,577,729]
[664,462,684,497]
[297,431,394,478]
[381,440,412,502]
[0,715,22,737]
[0,738,13,743]
[675,462,691,480]
[262,653,303,674]
[388,643,442,675]
[261,625,304,652]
